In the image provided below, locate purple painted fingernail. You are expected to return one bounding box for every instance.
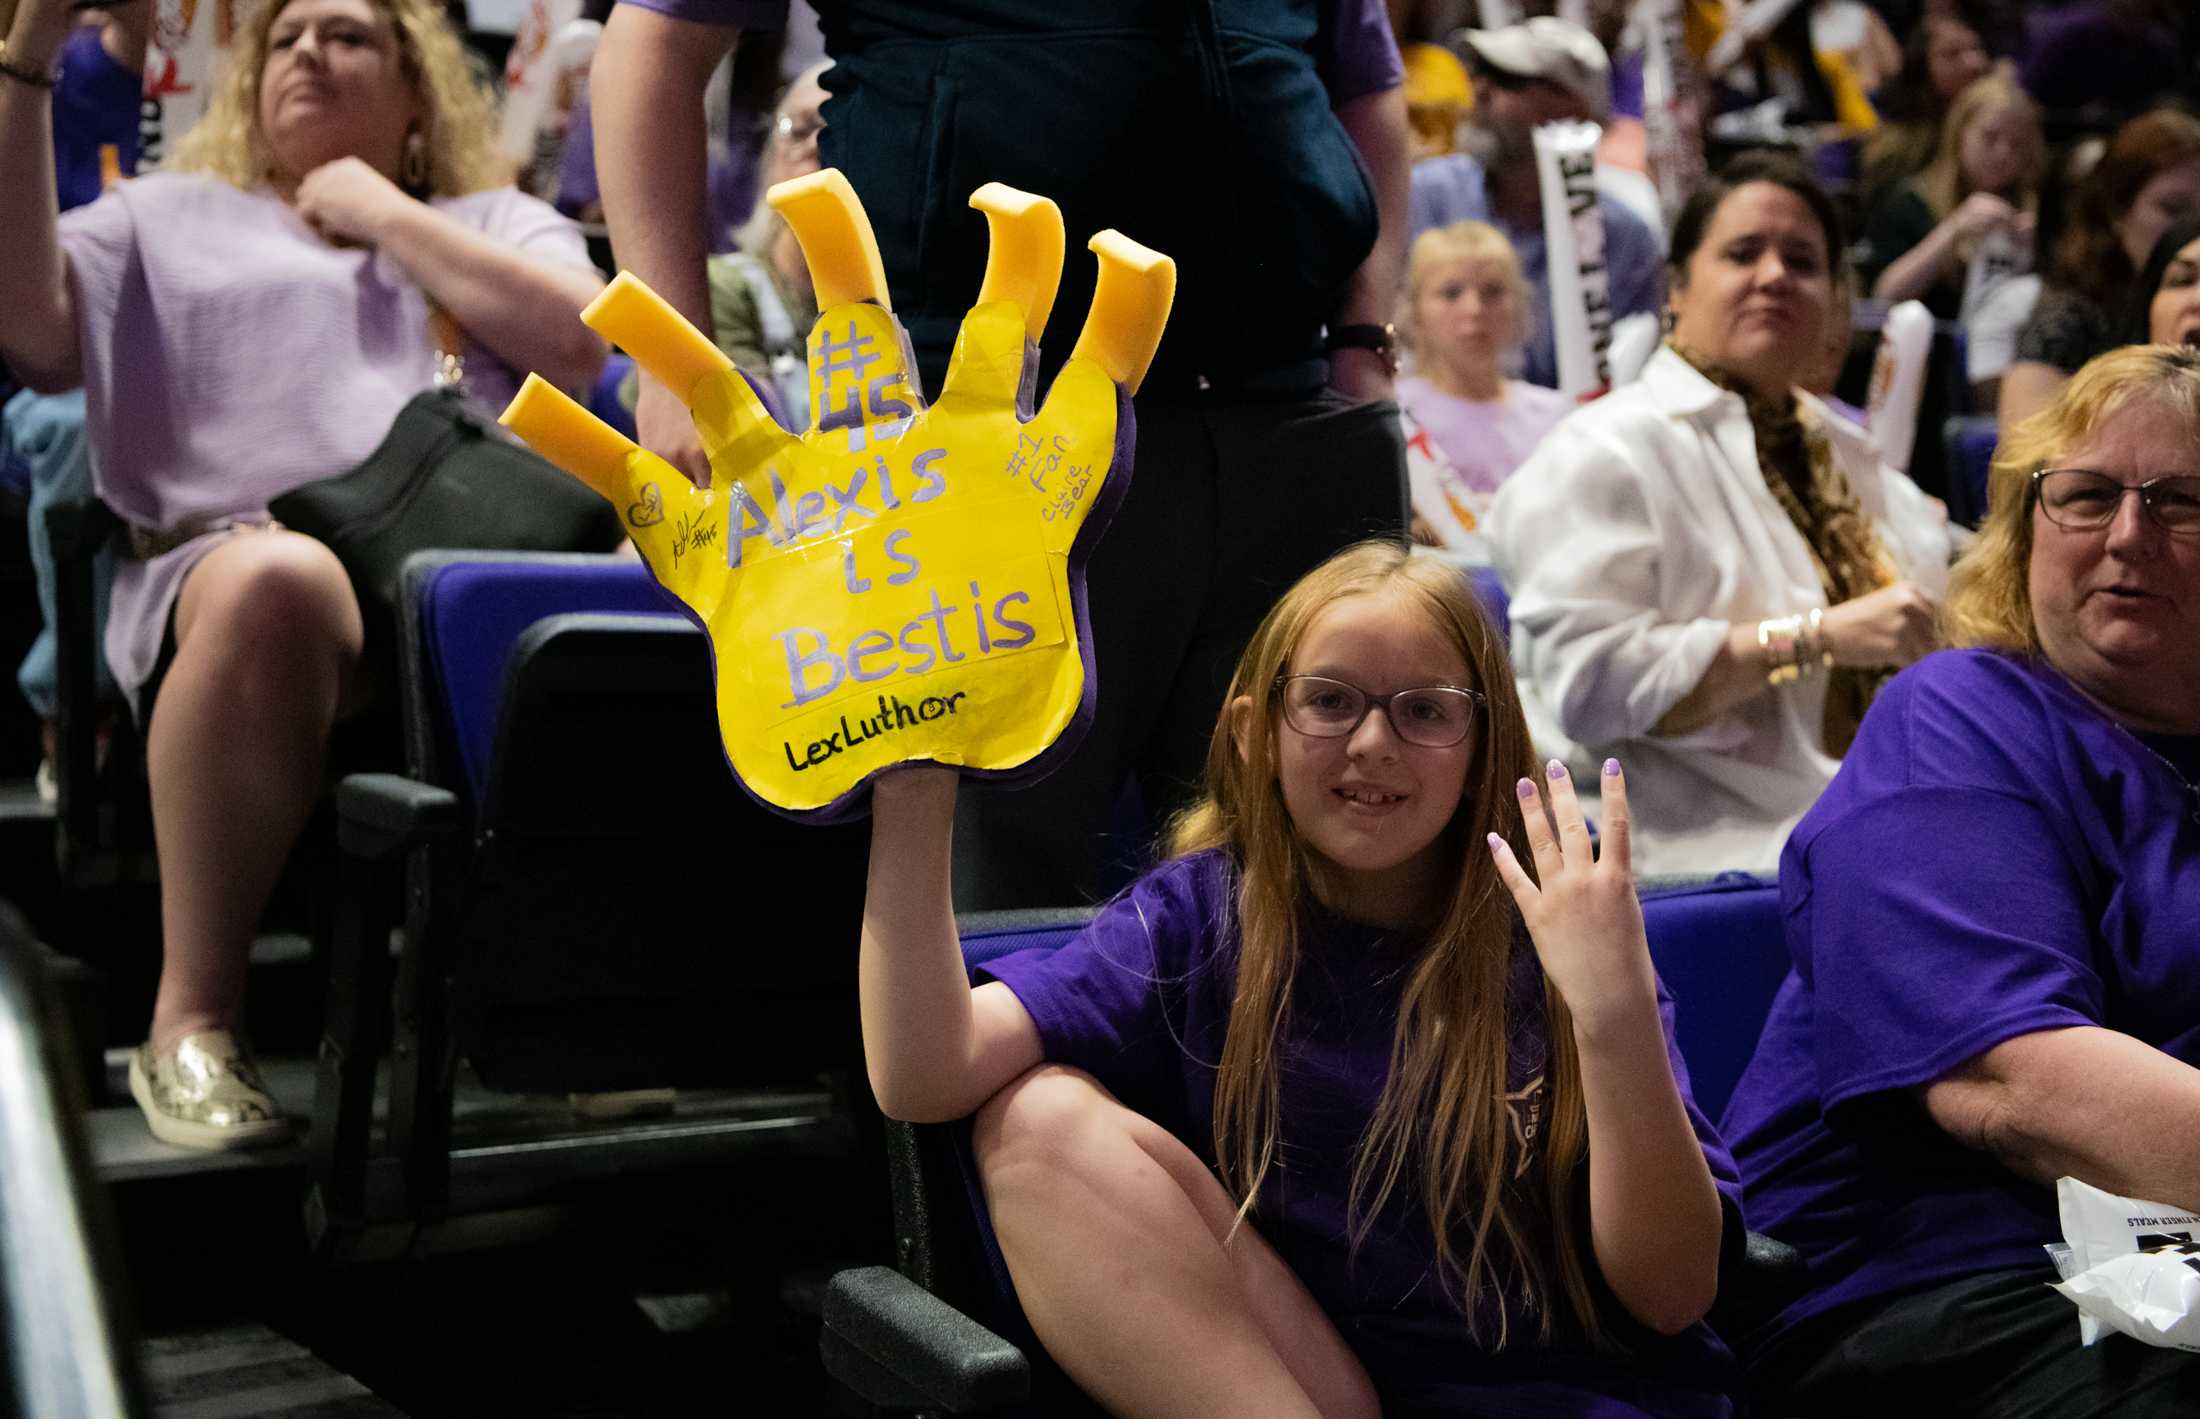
[1517,777,1536,800]
[1486,832,1503,853]
[1547,759,1567,780]
[1604,758,1621,777]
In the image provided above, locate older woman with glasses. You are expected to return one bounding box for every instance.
[1722,344,2200,1417]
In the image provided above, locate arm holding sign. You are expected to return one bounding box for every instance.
[861,768,1043,1122]
[500,172,1169,1118]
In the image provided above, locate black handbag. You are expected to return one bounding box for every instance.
[270,311,626,624]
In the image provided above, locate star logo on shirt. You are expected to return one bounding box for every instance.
[1505,1074,1545,1180]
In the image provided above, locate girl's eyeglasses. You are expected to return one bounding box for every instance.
[2031,469,2200,537]
[1274,675,1484,748]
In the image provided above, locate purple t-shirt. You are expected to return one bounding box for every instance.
[54,25,141,213]
[981,848,1746,1417]
[612,0,1402,103]
[1722,649,2200,1358]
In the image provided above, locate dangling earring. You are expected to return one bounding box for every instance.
[400,129,429,192]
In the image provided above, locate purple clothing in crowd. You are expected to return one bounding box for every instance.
[56,173,593,710]
[1723,649,2200,1360]
[615,0,1403,104]
[980,849,1747,1417]
[54,24,141,213]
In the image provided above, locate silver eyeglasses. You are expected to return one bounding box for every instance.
[1273,675,1484,748]
[2031,469,2200,537]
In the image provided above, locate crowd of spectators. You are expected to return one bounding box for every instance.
[2,0,2197,1412]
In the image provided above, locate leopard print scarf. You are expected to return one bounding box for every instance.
[1666,341,1897,755]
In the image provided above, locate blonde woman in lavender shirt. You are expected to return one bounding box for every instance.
[0,0,606,1148]
[1397,221,1572,557]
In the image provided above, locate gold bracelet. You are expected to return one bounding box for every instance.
[0,41,62,88]
[1759,614,1804,686]
[1801,606,1834,673]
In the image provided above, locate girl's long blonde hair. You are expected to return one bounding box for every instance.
[1946,344,2200,652]
[169,0,511,196]
[1167,540,1600,1347]
[1914,73,2041,222]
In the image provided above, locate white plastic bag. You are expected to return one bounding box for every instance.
[2048,1177,2200,1351]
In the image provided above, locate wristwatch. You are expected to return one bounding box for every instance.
[1325,322,1399,377]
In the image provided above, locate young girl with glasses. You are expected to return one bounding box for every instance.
[860,540,1745,1416]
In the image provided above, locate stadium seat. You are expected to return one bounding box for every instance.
[820,885,1803,1415]
[1639,873,1789,1121]
[308,551,875,1262]
[43,497,154,887]
[1943,414,1998,528]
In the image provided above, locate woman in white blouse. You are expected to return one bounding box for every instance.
[1487,153,1957,876]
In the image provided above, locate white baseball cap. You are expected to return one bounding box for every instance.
[1455,16,1611,122]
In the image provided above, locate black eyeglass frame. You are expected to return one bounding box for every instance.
[2029,468,2200,538]
[1271,674,1488,748]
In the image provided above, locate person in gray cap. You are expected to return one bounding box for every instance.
[1408,15,1664,390]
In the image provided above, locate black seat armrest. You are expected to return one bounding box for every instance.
[1712,1230,1811,1339]
[821,1266,1029,1413]
[335,773,459,860]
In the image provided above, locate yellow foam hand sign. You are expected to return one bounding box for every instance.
[501,172,1175,820]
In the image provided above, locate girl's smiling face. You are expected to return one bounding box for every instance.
[1271,589,1476,926]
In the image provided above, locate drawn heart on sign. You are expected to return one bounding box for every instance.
[625,481,665,528]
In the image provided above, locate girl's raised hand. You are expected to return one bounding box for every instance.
[1488,760,1657,1036]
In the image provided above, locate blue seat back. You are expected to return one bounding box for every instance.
[1944,414,1998,527]
[588,353,639,441]
[958,881,1787,1131]
[401,552,680,801]
[1640,874,1789,1119]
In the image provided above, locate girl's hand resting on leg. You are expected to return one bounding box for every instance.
[1487,760,1658,1038]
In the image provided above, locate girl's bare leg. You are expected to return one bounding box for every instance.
[145,530,364,1051]
[974,1064,1380,1419]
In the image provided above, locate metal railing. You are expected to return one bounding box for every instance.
[0,900,145,1417]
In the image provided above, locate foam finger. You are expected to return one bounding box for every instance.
[769,168,890,311]
[1066,231,1176,396]
[501,374,667,508]
[970,184,1064,344]
[583,273,734,408]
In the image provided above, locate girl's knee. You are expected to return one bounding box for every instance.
[972,1064,1114,1171]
